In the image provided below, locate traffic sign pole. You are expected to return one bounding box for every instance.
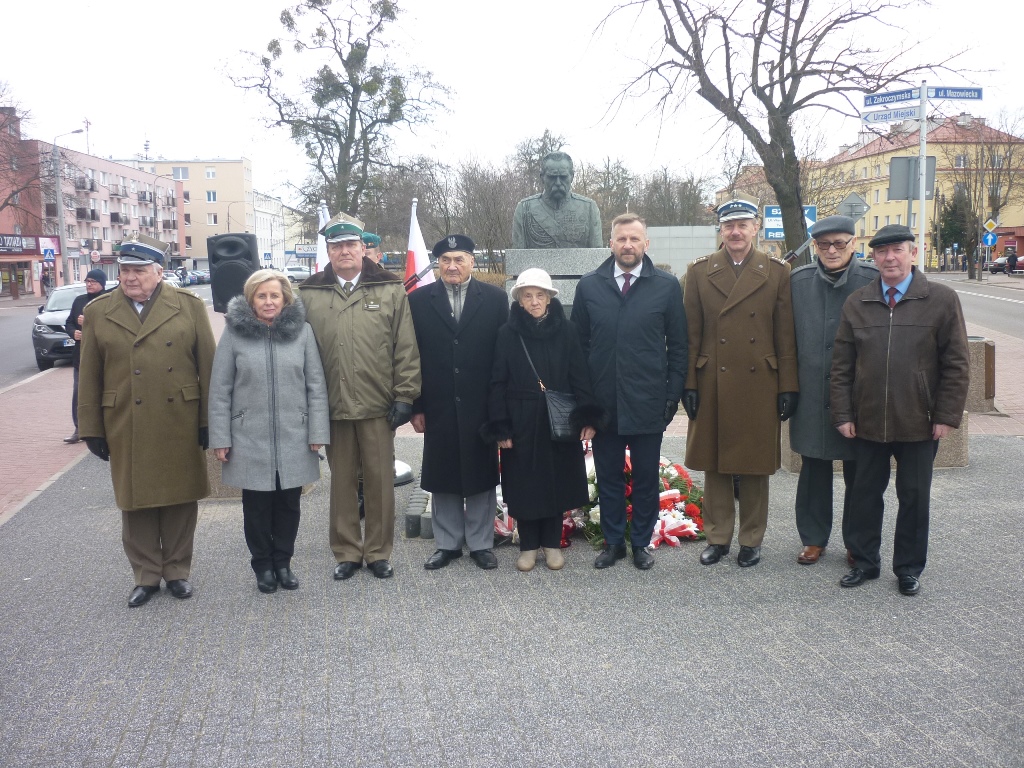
[918,81,928,271]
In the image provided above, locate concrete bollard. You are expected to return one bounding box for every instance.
[420,511,434,539]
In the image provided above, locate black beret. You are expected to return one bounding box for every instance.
[811,215,856,238]
[432,234,475,259]
[868,224,915,248]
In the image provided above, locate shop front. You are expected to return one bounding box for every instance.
[0,234,63,299]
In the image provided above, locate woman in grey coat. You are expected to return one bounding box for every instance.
[209,269,330,593]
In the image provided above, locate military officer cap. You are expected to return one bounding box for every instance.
[362,232,381,248]
[869,224,915,248]
[117,234,169,266]
[811,215,856,238]
[431,234,475,259]
[717,198,759,222]
[320,212,364,243]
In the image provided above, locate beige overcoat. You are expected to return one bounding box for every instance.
[683,247,798,475]
[78,284,215,510]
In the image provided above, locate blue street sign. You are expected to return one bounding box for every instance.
[42,248,55,262]
[263,252,272,261]
[763,205,817,240]
[982,232,998,247]
[928,86,982,101]
[862,106,921,124]
[863,88,919,108]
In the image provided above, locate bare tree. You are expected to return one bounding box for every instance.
[619,0,954,264]
[635,167,715,226]
[575,157,634,232]
[233,0,448,217]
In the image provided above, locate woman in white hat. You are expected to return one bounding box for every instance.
[482,268,606,571]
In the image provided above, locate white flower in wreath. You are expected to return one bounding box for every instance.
[589,507,601,525]
[588,483,598,501]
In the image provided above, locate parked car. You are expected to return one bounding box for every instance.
[283,264,312,283]
[989,256,1021,274]
[31,283,88,370]
[188,270,208,284]
[163,271,183,287]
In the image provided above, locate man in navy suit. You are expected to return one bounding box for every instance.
[408,235,510,570]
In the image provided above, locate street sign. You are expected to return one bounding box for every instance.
[982,232,998,247]
[863,88,919,108]
[763,205,817,240]
[263,252,272,261]
[862,106,921,124]
[837,192,871,220]
[888,156,936,201]
[42,248,55,262]
[984,218,998,233]
[295,243,317,255]
[927,86,982,101]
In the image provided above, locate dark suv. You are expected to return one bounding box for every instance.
[31,283,88,370]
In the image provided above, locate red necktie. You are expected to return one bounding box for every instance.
[886,286,898,308]
[622,273,632,295]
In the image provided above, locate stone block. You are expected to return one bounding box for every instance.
[966,337,995,413]
[505,248,607,277]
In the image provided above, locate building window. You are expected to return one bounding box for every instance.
[884,216,890,226]
[874,165,881,177]
[132,205,138,218]
[102,200,109,214]
[205,166,216,179]
[874,189,880,204]
[910,213,917,228]
[185,236,192,249]
[990,154,1004,169]
[896,215,902,225]
[102,227,110,241]
[184,213,191,226]
[873,216,879,229]
[99,171,108,185]
[92,226,100,239]
[955,154,968,169]
[172,167,189,180]
[861,168,868,179]
[207,213,218,225]
[183,190,190,203]
[206,190,217,203]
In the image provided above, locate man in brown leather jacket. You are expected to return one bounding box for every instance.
[830,224,969,596]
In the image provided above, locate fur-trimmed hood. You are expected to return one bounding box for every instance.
[299,258,401,289]
[224,294,307,342]
[508,297,567,339]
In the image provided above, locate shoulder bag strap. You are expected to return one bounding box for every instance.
[518,335,546,391]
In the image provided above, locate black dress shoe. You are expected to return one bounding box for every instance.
[368,560,394,578]
[469,549,498,569]
[256,570,278,593]
[840,567,881,588]
[700,544,730,565]
[737,545,761,568]
[594,543,627,569]
[633,547,655,570]
[333,561,362,580]
[897,575,921,596]
[127,585,159,607]
[424,549,462,570]
[275,566,299,590]
[166,579,193,599]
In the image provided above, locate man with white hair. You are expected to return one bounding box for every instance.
[78,234,215,607]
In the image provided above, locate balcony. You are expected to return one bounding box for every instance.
[138,191,153,203]
[88,209,100,221]
[109,185,127,198]
[139,216,154,227]
[162,220,178,231]
[110,212,126,224]
[166,197,176,208]
[171,241,179,253]
[76,207,88,220]
[75,177,97,192]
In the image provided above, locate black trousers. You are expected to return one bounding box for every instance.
[71,365,80,428]
[241,475,302,573]
[795,457,856,547]
[844,438,938,577]
[518,516,563,550]
[592,430,663,548]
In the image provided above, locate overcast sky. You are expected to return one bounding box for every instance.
[4,0,1020,208]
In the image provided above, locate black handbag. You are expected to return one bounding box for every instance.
[519,337,578,442]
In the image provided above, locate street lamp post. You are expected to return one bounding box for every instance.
[152,173,175,266]
[225,200,247,233]
[52,129,84,287]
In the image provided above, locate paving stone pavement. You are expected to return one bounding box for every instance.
[0,431,1021,767]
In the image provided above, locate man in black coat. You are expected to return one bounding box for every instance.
[63,268,109,444]
[408,235,509,570]
[571,213,688,570]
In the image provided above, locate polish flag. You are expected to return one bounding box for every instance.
[403,198,435,292]
[315,200,330,273]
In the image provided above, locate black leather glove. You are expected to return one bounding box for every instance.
[199,426,209,450]
[682,390,699,421]
[663,399,678,425]
[84,437,110,462]
[778,392,799,422]
[386,401,413,431]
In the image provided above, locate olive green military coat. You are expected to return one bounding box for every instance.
[78,284,215,510]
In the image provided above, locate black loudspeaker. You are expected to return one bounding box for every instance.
[209,233,261,313]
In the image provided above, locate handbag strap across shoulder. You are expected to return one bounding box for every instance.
[518,335,546,392]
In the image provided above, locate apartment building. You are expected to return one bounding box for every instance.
[253,191,286,269]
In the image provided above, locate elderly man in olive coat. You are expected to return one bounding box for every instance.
[789,216,878,566]
[682,199,798,568]
[78,235,215,607]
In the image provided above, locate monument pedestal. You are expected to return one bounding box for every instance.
[505,248,608,311]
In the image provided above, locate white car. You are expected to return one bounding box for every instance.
[283,265,312,283]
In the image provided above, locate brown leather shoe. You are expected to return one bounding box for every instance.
[797,545,825,565]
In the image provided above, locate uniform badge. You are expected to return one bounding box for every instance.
[447,236,457,249]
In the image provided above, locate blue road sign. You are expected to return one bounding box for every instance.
[863,89,919,108]
[763,205,817,240]
[982,232,998,247]
[263,252,272,261]
[928,87,982,101]
[42,248,55,262]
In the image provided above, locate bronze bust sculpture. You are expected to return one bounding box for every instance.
[512,152,603,249]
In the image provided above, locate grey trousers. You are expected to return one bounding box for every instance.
[431,488,497,552]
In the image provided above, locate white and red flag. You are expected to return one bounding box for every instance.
[403,198,435,293]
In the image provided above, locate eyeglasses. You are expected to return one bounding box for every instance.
[814,238,853,252]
